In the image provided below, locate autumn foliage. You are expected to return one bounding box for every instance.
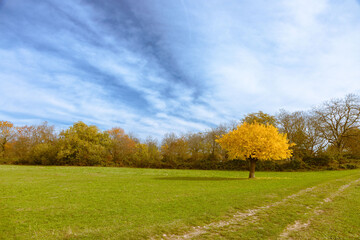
[0,121,15,158]
[217,122,293,161]
[0,94,359,171]
[108,127,136,166]
[216,122,294,178]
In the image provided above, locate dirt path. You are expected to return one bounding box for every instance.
[163,186,317,239]
[278,177,360,239]
[160,176,360,240]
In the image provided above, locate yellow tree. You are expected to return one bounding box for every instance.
[216,122,293,178]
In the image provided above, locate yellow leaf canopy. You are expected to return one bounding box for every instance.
[216,122,294,161]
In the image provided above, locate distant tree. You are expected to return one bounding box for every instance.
[13,125,35,161]
[277,110,324,158]
[28,142,58,165]
[186,132,205,162]
[204,125,228,161]
[242,111,278,126]
[216,122,293,178]
[131,143,148,167]
[312,94,360,156]
[32,122,57,144]
[0,121,15,159]
[144,136,161,167]
[161,133,189,168]
[342,128,360,159]
[57,122,111,166]
[17,122,57,164]
[107,127,136,166]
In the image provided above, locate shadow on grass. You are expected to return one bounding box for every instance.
[154,177,248,181]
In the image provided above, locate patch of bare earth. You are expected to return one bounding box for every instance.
[278,178,360,239]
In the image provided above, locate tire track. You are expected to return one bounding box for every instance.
[162,185,318,239]
[159,176,360,240]
[279,178,360,239]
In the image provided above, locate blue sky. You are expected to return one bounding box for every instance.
[1,0,360,139]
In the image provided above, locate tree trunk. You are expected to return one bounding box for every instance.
[248,158,257,178]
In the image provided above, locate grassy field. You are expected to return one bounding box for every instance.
[1,165,359,239]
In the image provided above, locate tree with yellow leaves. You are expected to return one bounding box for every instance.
[216,122,294,178]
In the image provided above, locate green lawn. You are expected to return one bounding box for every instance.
[1,165,359,239]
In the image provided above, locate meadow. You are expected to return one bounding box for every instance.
[1,165,359,239]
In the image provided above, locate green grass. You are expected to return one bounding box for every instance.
[195,173,360,239]
[1,165,359,239]
[289,177,360,239]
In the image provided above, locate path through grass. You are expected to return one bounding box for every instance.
[1,165,359,239]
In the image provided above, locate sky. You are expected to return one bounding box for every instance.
[1,0,360,140]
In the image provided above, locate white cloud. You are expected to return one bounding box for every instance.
[1,0,360,140]
[197,0,360,119]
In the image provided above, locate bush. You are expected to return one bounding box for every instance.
[303,155,332,167]
[28,143,58,165]
[282,159,308,170]
[345,164,357,169]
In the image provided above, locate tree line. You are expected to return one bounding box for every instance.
[1,94,359,170]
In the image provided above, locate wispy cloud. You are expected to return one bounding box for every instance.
[1,0,359,139]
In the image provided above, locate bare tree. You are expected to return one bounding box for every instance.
[204,125,228,160]
[277,110,325,158]
[312,94,360,155]
[185,132,205,162]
